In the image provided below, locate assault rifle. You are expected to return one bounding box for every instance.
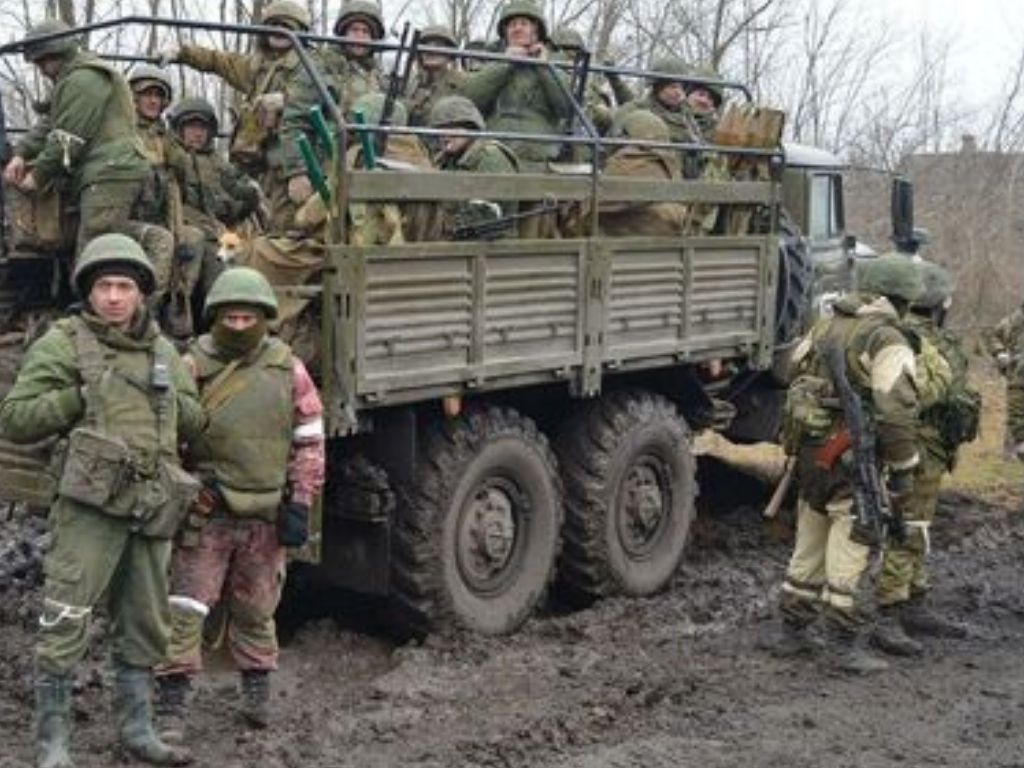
[377,23,419,157]
[451,196,559,241]
[819,340,904,546]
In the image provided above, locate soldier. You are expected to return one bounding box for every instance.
[405,26,464,130]
[595,110,687,237]
[873,262,978,655]
[328,0,387,112]
[613,56,701,147]
[4,21,174,278]
[984,301,1024,457]
[160,1,316,233]
[428,95,519,239]
[461,39,493,73]
[766,254,923,674]
[548,26,633,137]
[459,0,572,168]
[684,64,725,141]
[155,267,325,737]
[0,234,204,768]
[167,97,261,321]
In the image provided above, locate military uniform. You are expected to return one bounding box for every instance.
[0,234,202,767]
[773,255,923,674]
[323,0,387,114]
[156,268,324,735]
[985,304,1024,450]
[874,263,978,654]
[405,26,465,130]
[613,57,701,148]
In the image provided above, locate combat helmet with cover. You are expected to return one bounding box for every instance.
[613,109,670,143]
[22,19,79,63]
[419,25,458,48]
[914,261,954,310]
[204,267,279,320]
[73,234,157,296]
[429,95,485,130]
[497,0,548,42]
[856,253,923,304]
[334,0,385,39]
[262,0,312,31]
[649,55,689,88]
[550,26,585,52]
[128,64,173,102]
[351,91,408,126]
[684,63,724,106]
[170,96,219,133]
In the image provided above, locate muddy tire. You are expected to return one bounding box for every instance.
[555,391,696,608]
[390,407,563,636]
[775,211,812,346]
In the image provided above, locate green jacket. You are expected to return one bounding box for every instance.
[460,56,572,163]
[16,52,148,195]
[439,139,519,236]
[176,139,261,228]
[614,94,700,145]
[0,312,204,457]
[405,67,465,127]
[187,334,294,519]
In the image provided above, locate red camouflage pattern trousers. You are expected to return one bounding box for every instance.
[160,517,286,675]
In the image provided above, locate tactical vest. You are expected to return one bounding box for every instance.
[64,54,144,153]
[188,335,294,519]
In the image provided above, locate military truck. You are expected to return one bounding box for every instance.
[0,18,850,637]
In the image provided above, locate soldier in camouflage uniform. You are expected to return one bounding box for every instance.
[327,0,387,112]
[155,267,324,737]
[0,234,204,768]
[683,63,725,141]
[160,1,317,233]
[766,255,923,675]
[429,95,519,239]
[613,56,701,148]
[405,26,465,130]
[461,39,494,73]
[984,302,1024,457]
[549,26,633,137]
[4,21,174,285]
[872,261,978,655]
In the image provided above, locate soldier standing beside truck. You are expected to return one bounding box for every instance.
[156,267,325,738]
[0,234,204,768]
[767,255,923,674]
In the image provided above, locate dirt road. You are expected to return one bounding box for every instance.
[2,482,1022,768]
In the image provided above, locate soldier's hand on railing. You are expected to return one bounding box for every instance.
[3,155,26,186]
[157,44,181,67]
[287,174,314,205]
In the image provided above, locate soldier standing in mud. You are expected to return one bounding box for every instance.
[155,267,324,738]
[984,301,1024,458]
[0,234,204,768]
[872,261,979,657]
[765,255,922,674]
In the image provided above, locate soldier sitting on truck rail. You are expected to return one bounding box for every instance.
[428,95,520,240]
[613,56,701,151]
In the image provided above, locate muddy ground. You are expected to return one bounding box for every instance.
[1,471,1023,768]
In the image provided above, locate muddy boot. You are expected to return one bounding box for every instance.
[240,670,270,730]
[113,664,193,766]
[871,605,924,657]
[154,673,191,745]
[900,597,970,639]
[827,621,889,675]
[35,672,74,768]
[758,617,823,658]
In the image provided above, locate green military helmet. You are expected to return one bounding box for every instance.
[914,261,954,310]
[334,0,385,40]
[261,0,312,31]
[22,19,79,63]
[497,0,548,43]
[419,25,457,48]
[73,233,157,297]
[685,63,724,106]
[429,95,486,130]
[204,267,279,320]
[128,64,173,102]
[856,253,924,304]
[170,96,219,134]
[351,91,408,126]
[613,109,670,143]
[550,25,585,52]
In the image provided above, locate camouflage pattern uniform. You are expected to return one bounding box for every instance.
[773,255,923,674]
[323,0,387,114]
[613,57,701,147]
[874,262,977,654]
[0,234,203,767]
[157,268,324,734]
[429,95,519,239]
[549,26,621,136]
[684,63,725,141]
[984,303,1024,450]
[405,26,466,130]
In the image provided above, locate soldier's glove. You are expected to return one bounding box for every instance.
[277,501,309,548]
[157,45,181,67]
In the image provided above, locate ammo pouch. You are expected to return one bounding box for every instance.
[781,374,834,455]
[929,387,982,449]
[57,427,132,510]
[11,183,64,252]
[138,459,202,539]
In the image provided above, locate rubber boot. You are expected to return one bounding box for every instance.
[901,597,970,639]
[758,617,823,658]
[240,670,271,730]
[34,673,74,768]
[113,664,193,766]
[827,621,890,675]
[154,673,191,745]
[871,605,924,657]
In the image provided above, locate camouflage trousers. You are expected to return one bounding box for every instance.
[876,465,943,606]
[1006,380,1024,445]
[780,496,871,629]
[37,498,172,675]
[160,517,286,676]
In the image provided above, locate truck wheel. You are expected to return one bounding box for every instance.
[390,407,563,636]
[775,211,812,346]
[555,391,696,608]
